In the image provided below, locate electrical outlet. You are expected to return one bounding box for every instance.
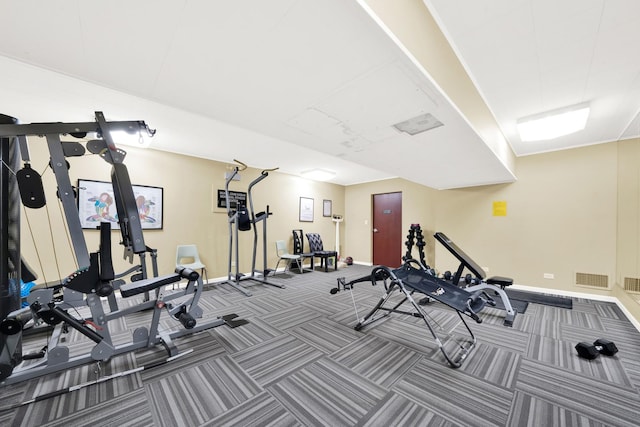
[543,273,554,279]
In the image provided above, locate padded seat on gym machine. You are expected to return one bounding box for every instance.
[486,276,513,288]
[306,233,337,272]
[120,273,182,298]
[120,268,199,298]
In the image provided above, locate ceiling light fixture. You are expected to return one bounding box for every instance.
[517,103,590,142]
[300,168,336,181]
[109,129,152,148]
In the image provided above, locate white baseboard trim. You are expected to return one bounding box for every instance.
[353,261,373,267]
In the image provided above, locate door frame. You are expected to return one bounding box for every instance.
[372,191,402,267]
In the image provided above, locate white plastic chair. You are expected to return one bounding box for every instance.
[274,240,302,274]
[176,244,207,283]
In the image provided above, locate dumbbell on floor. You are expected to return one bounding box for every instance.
[575,338,618,360]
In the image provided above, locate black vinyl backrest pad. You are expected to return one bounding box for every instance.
[434,232,486,280]
[111,163,146,254]
[392,264,484,314]
[99,222,114,281]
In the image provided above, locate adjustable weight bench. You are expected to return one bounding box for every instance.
[334,259,488,368]
[434,232,517,326]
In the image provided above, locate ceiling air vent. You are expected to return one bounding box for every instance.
[575,272,609,289]
[393,113,443,136]
[624,277,640,293]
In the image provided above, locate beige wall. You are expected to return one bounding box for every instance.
[344,141,640,324]
[18,134,640,323]
[435,142,618,292]
[344,178,439,265]
[345,143,618,288]
[617,137,640,319]
[20,137,344,282]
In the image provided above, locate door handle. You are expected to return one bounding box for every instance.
[373,228,379,233]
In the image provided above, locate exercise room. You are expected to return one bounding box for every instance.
[1,1,639,426]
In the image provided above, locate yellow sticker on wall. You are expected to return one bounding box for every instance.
[493,201,507,216]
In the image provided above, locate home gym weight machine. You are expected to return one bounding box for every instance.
[222,159,283,296]
[0,112,247,385]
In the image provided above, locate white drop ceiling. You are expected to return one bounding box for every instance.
[425,0,640,156]
[0,0,638,189]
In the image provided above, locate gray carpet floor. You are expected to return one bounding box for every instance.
[1,264,640,426]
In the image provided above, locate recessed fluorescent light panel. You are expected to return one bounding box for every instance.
[517,103,590,142]
[393,113,443,135]
[300,168,335,181]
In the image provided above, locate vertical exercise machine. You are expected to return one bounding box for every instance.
[0,112,246,385]
[248,166,281,284]
[223,160,283,296]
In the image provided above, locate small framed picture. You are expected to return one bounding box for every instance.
[323,199,332,217]
[299,197,314,222]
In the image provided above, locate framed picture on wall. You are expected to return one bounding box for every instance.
[323,199,332,217]
[299,197,314,222]
[77,179,164,230]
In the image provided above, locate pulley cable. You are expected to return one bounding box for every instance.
[21,205,49,287]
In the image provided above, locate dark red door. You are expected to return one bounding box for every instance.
[372,192,402,267]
